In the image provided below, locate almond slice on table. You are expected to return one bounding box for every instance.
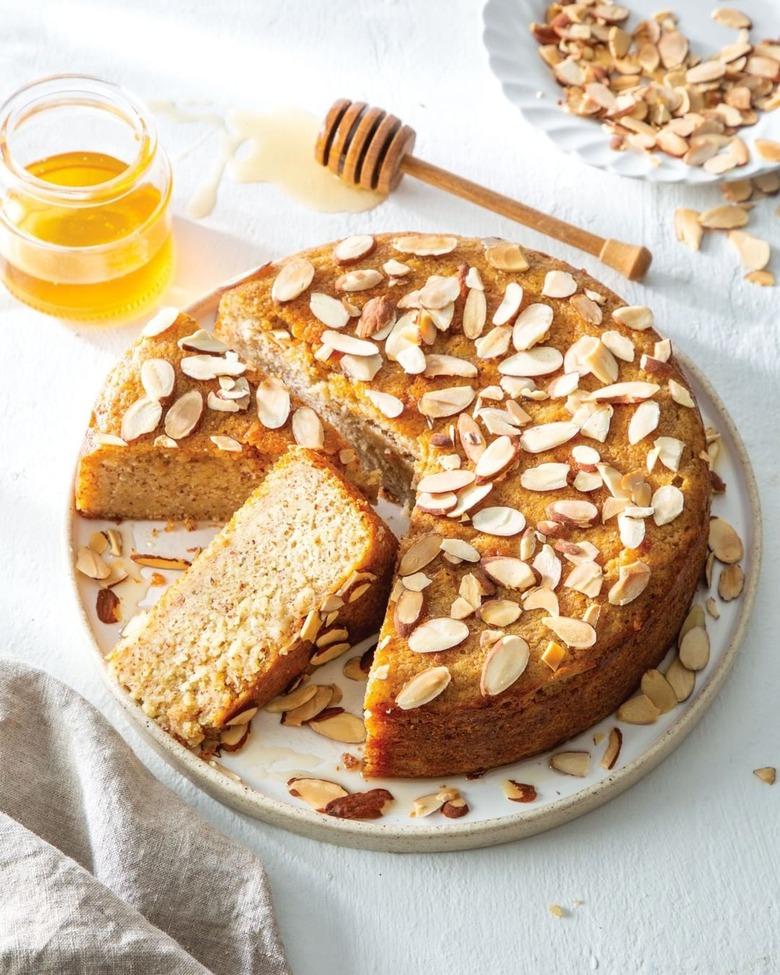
[550,751,590,777]
[480,635,530,696]
[665,657,695,702]
[754,139,780,163]
[542,616,596,649]
[396,666,451,710]
[408,618,469,654]
[502,780,538,802]
[333,234,375,263]
[292,406,324,448]
[164,390,202,440]
[471,506,526,537]
[121,397,162,442]
[753,767,777,785]
[729,231,771,272]
[272,259,315,302]
[76,547,110,580]
[265,684,320,713]
[641,669,677,714]
[674,209,703,251]
[310,292,350,329]
[718,564,745,601]
[322,788,394,820]
[699,205,749,229]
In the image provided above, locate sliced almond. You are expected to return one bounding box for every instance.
[612,305,653,331]
[288,776,349,809]
[292,406,324,448]
[333,234,374,264]
[309,292,350,329]
[754,138,780,163]
[417,469,474,494]
[408,618,469,654]
[140,358,175,400]
[550,750,590,777]
[256,376,291,429]
[272,258,315,302]
[499,346,563,378]
[121,397,162,442]
[699,205,749,229]
[712,7,751,29]
[335,268,383,293]
[141,306,179,337]
[512,303,554,351]
[542,615,596,649]
[471,506,526,537]
[729,230,770,272]
[666,657,695,702]
[608,561,651,605]
[589,381,659,403]
[396,666,451,710]
[617,693,660,724]
[163,390,202,440]
[753,767,777,785]
[520,462,570,492]
[474,435,517,481]
[308,711,366,743]
[365,389,404,418]
[674,208,703,251]
[501,780,538,802]
[652,484,684,526]
[418,385,475,419]
[485,241,529,271]
[394,589,424,636]
[519,421,579,453]
[600,727,623,770]
[542,270,577,299]
[628,400,660,445]
[424,354,478,378]
[393,234,457,256]
[462,288,487,339]
[399,533,442,576]
[709,517,744,563]
[679,625,710,671]
[492,282,524,326]
[718,563,745,600]
[479,599,521,627]
[641,669,677,713]
[480,635,530,696]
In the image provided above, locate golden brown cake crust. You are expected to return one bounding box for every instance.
[216,232,711,778]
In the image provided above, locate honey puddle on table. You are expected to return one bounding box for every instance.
[151,103,385,218]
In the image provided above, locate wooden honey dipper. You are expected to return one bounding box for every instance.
[315,99,652,281]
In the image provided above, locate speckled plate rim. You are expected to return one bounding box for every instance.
[64,278,762,853]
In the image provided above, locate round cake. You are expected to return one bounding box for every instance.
[215,232,711,778]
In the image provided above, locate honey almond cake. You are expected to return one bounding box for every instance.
[75,308,376,522]
[215,232,711,778]
[107,448,398,747]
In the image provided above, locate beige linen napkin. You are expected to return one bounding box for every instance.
[0,658,291,975]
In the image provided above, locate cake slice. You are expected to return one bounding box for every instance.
[108,448,398,747]
[75,308,374,522]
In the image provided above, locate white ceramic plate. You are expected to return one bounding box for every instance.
[67,284,761,852]
[483,0,780,183]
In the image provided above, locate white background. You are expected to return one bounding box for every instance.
[0,2,777,973]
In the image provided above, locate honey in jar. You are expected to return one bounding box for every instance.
[0,76,173,320]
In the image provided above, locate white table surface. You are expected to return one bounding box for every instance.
[1,1,778,972]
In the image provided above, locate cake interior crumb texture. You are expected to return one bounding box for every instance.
[108,448,397,746]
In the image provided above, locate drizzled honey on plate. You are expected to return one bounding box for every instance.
[0,76,173,320]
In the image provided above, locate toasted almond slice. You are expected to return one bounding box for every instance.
[224,707,259,727]
[680,602,706,641]
[608,561,651,605]
[396,666,451,710]
[130,553,191,570]
[679,625,710,671]
[481,556,535,590]
[480,635,529,696]
[564,561,603,598]
[652,484,684,526]
[472,506,526,537]
[180,353,247,381]
[393,234,457,256]
[499,346,563,377]
[618,693,660,724]
[335,268,384,293]
[550,750,590,777]
[669,379,694,407]
[687,60,725,84]
[745,270,775,287]
[512,303,553,351]
[594,727,620,772]
[409,792,447,817]
[658,28,687,67]
[718,563,745,600]
[141,306,179,337]
[399,533,442,576]
[699,205,749,229]
[384,258,410,277]
[666,657,695,702]
[272,258,314,302]
[641,669,677,713]
[441,538,480,563]
[754,139,780,163]
[210,435,241,453]
[520,462,570,492]
[479,599,521,627]
[333,234,375,264]
[418,385,475,418]
[291,406,324,448]
[612,305,653,331]
[288,776,349,809]
[589,382,659,404]
[140,358,175,400]
[256,376,291,429]
[547,499,599,528]
[365,389,404,419]
[121,397,162,442]
[447,482,493,518]
[519,421,579,453]
[322,330,378,357]
[408,618,469,653]
[462,287,487,340]
[542,270,577,299]
[533,544,562,589]
[424,354,478,378]
[712,7,751,28]
[542,616,596,649]
[474,435,517,481]
[674,208,703,251]
[163,390,202,440]
[341,352,383,381]
[308,711,366,743]
[502,779,538,802]
[95,432,127,447]
[475,325,512,360]
[753,767,777,785]
[310,292,350,329]
[177,328,228,354]
[485,241,529,271]
[709,517,743,563]
[492,282,524,326]
[417,469,474,494]
[628,401,660,445]
[76,546,110,580]
[394,589,424,636]
[343,656,369,681]
[729,230,771,272]
[522,587,559,614]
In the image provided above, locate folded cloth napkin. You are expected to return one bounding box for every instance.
[0,659,291,975]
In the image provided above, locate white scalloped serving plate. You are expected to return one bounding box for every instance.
[67,277,761,852]
[483,0,780,183]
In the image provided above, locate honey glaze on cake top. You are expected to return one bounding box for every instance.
[216,233,711,776]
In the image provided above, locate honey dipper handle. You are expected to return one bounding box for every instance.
[401,156,652,281]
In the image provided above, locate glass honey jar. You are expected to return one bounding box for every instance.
[0,75,173,320]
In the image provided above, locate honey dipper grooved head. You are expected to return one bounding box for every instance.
[316,99,416,195]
